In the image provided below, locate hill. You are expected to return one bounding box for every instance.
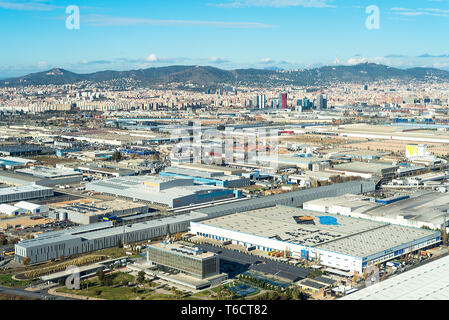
[2,63,449,88]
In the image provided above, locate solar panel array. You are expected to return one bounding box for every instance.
[197,243,311,281]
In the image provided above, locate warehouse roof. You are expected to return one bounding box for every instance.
[341,255,449,300]
[16,166,82,178]
[173,163,245,174]
[308,191,449,229]
[0,145,44,152]
[195,180,376,217]
[0,171,41,184]
[18,212,207,248]
[0,184,52,196]
[87,176,228,200]
[304,194,380,213]
[330,161,398,174]
[164,167,224,178]
[0,204,22,213]
[54,199,147,217]
[15,201,44,210]
[364,191,449,228]
[198,205,438,258]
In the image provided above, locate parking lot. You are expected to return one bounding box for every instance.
[0,216,78,238]
[196,243,311,282]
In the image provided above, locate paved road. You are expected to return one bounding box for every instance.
[0,285,77,300]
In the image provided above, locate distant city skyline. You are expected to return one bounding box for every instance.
[1,0,449,78]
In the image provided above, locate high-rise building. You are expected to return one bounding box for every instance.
[270,98,279,108]
[252,95,259,108]
[258,94,266,109]
[303,98,313,110]
[318,94,327,110]
[280,93,288,109]
[296,99,303,112]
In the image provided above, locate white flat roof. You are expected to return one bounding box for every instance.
[199,205,437,258]
[0,184,52,196]
[341,255,449,300]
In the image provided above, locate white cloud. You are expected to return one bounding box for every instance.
[145,53,159,62]
[215,0,334,8]
[82,14,276,28]
[346,56,391,65]
[0,1,60,11]
[209,56,230,63]
[37,61,48,69]
[390,7,449,18]
[260,57,275,64]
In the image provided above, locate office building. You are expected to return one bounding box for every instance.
[147,241,219,279]
[280,93,288,109]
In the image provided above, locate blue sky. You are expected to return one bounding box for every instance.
[1,0,449,77]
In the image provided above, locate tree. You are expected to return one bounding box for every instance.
[117,238,123,248]
[7,237,19,245]
[93,289,102,296]
[137,270,146,284]
[267,291,280,300]
[308,269,322,279]
[103,277,113,287]
[96,269,105,283]
[0,234,7,246]
[121,279,129,286]
[112,150,122,162]
[22,257,31,265]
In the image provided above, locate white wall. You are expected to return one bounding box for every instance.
[190,222,363,273]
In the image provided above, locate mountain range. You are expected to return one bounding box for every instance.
[2,63,449,88]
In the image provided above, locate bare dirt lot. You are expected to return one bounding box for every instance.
[0,216,53,230]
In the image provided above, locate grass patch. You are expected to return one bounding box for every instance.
[95,247,127,258]
[144,293,177,300]
[183,296,205,300]
[192,290,212,297]
[57,272,178,300]
[0,274,36,288]
[0,293,37,300]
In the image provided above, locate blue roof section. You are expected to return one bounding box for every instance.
[317,216,341,226]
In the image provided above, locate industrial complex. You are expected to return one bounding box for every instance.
[3,8,449,303]
[190,205,440,273]
[14,212,207,264]
[85,175,237,208]
[341,254,449,300]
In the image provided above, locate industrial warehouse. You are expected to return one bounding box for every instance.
[14,212,208,264]
[0,184,54,203]
[14,181,376,264]
[85,175,236,208]
[160,166,250,188]
[48,199,149,225]
[303,192,449,230]
[189,205,441,274]
[0,166,83,187]
[341,254,449,300]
